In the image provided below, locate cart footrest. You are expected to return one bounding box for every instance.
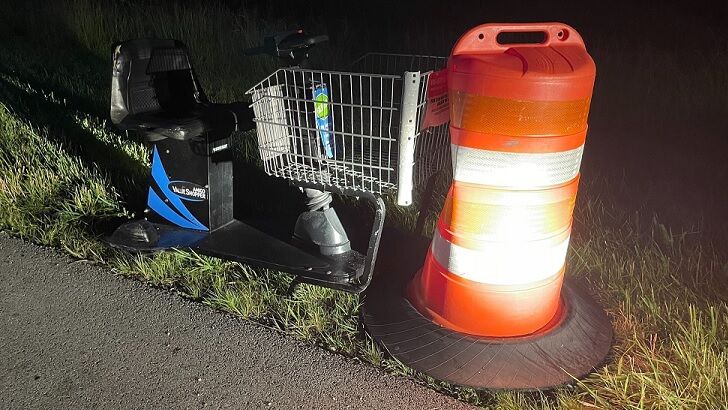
[107,196,384,293]
[198,220,364,289]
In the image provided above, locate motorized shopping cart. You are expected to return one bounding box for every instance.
[108,31,450,292]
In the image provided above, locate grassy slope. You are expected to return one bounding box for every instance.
[1,1,727,408]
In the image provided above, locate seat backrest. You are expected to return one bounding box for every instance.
[110,39,208,126]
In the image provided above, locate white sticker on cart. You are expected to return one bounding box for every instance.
[421,69,449,129]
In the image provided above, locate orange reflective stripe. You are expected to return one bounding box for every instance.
[450,127,587,153]
[438,220,572,250]
[440,178,578,240]
[451,91,591,136]
[440,196,575,240]
[449,177,579,205]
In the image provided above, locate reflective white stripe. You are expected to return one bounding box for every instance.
[452,144,584,188]
[431,230,569,285]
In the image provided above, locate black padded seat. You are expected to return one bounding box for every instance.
[110,39,252,141]
[119,103,250,141]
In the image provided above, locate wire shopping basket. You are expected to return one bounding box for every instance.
[246,53,450,206]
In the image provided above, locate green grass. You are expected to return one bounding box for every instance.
[1,0,727,408]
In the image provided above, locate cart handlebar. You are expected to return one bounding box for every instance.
[244,29,328,67]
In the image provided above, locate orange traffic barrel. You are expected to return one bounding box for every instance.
[408,22,595,337]
[363,23,612,389]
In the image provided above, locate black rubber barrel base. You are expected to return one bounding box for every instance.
[363,234,613,390]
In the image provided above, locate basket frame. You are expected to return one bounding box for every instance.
[246,53,450,206]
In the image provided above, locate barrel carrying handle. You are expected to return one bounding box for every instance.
[451,22,586,56]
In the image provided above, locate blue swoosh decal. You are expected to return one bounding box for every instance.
[148,146,207,231]
[147,188,206,230]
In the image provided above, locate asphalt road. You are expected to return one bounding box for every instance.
[0,234,472,409]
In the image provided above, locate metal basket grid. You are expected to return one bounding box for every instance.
[246,53,450,205]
